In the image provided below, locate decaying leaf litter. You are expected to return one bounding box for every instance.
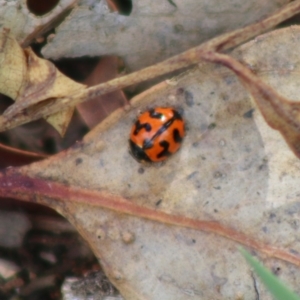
[42,0,291,71]
[2,1,300,299]
[0,28,85,136]
[0,0,295,134]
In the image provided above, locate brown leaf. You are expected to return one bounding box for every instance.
[2,3,300,299]
[42,0,290,73]
[1,1,300,133]
[0,28,26,100]
[201,28,300,159]
[0,29,86,136]
[2,24,300,298]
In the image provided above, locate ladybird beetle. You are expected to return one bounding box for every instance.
[129,107,185,162]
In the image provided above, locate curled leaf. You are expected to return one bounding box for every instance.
[2,25,300,299]
[1,1,300,133]
[201,28,300,159]
[0,29,86,136]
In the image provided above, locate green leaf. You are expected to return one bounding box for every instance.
[240,248,300,300]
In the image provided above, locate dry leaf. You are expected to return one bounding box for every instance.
[2,2,300,299]
[0,29,86,136]
[42,0,290,71]
[211,28,300,160]
[2,25,300,299]
[2,1,299,133]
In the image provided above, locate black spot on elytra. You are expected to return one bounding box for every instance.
[129,140,151,162]
[151,110,182,141]
[173,128,182,143]
[172,109,183,120]
[130,108,184,162]
[149,109,163,119]
[134,120,151,135]
[157,140,171,159]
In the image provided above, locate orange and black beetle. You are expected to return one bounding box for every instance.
[129,107,185,162]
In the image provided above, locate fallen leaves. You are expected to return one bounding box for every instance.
[0,29,85,136]
[2,22,300,298]
[2,1,300,299]
[42,0,291,72]
[1,1,300,136]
